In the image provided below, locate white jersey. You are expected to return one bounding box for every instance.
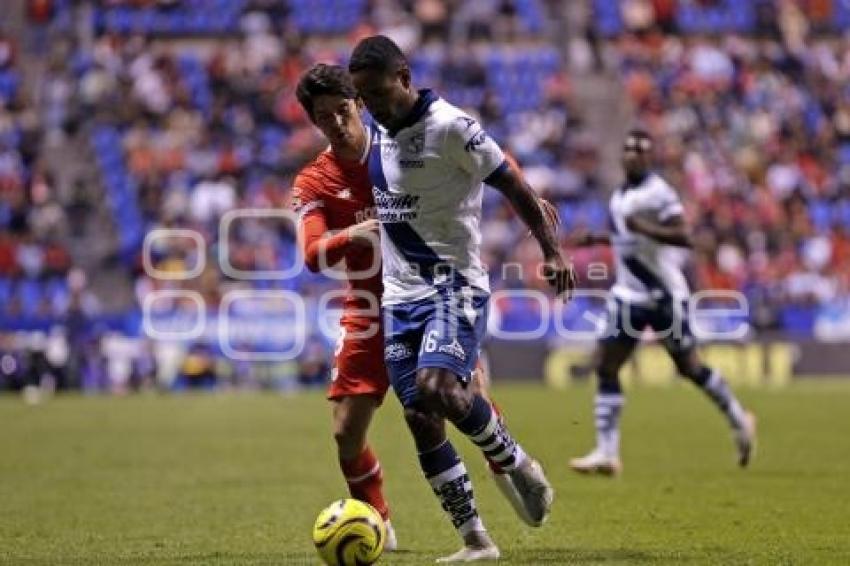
[367,89,506,305]
[609,172,691,304]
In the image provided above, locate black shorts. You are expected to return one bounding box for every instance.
[601,297,696,356]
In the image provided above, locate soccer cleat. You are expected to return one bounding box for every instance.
[735,411,757,468]
[506,458,554,526]
[569,448,622,476]
[384,519,397,551]
[435,542,500,562]
[491,470,543,527]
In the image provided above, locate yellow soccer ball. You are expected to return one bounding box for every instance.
[312,499,386,566]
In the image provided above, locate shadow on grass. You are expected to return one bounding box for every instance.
[501,547,685,564]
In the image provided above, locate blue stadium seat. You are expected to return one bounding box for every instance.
[809,200,832,231]
[18,279,43,316]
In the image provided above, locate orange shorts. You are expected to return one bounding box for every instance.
[327,317,389,402]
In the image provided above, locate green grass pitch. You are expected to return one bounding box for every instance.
[2,382,850,565]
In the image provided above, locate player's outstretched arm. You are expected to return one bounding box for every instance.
[486,165,577,299]
[625,213,692,247]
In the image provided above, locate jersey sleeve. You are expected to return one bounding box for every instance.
[291,173,325,219]
[443,115,507,182]
[292,173,351,272]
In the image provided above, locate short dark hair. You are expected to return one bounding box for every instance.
[625,128,653,152]
[295,63,358,122]
[348,35,408,75]
[626,128,652,142]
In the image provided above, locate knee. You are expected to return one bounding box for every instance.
[414,369,442,402]
[415,368,470,416]
[678,361,709,384]
[403,406,444,450]
[333,417,365,457]
[596,365,622,394]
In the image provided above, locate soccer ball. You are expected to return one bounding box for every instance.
[312,499,386,566]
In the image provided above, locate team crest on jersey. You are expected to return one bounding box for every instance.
[406,133,425,154]
[336,188,352,199]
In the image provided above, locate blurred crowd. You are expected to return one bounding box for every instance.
[3,0,850,393]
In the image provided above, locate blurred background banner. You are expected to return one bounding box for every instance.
[1,0,850,394]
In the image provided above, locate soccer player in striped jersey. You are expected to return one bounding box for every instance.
[567,129,757,476]
[349,36,576,562]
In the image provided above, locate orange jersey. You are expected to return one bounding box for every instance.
[292,148,381,321]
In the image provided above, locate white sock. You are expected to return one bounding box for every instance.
[595,393,624,458]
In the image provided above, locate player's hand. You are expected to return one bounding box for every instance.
[347,219,380,248]
[542,252,578,300]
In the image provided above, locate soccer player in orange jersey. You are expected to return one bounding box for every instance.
[292,63,398,550]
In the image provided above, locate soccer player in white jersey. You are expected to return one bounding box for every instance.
[348,35,576,562]
[568,129,757,476]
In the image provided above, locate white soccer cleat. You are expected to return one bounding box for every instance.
[735,411,757,468]
[435,544,501,562]
[569,448,622,476]
[384,519,397,551]
[505,458,554,526]
[492,470,544,527]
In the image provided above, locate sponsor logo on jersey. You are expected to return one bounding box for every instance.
[336,188,352,199]
[385,342,414,361]
[374,194,420,210]
[437,339,467,361]
[375,193,419,222]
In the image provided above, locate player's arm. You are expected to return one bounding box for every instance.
[445,117,576,297]
[299,213,378,272]
[292,180,378,272]
[485,165,577,298]
[625,213,692,247]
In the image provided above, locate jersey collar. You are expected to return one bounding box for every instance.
[387,88,439,137]
[623,171,651,191]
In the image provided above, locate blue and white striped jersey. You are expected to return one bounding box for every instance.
[367,89,507,305]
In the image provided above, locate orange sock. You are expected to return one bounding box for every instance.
[340,446,390,521]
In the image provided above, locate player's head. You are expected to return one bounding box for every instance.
[296,63,364,148]
[348,35,415,130]
[622,129,653,181]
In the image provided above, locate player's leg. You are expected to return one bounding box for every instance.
[402,404,499,562]
[664,311,756,467]
[384,300,498,561]
[470,354,506,473]
[414,290,553,527]
[471,353,546,526]
[416,366,553,527]
[570,298,639,475]
[331,395,390,521]
[329,323,396,547]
